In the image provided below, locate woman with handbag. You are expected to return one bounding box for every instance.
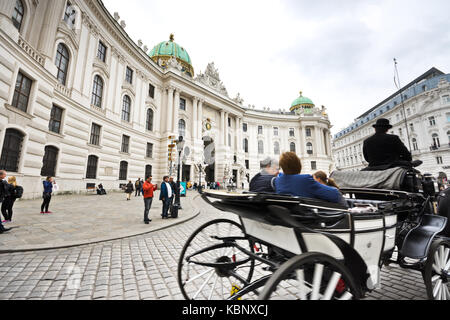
[125,180,134,201]
[1,176,22,223]
[41,176,54,214]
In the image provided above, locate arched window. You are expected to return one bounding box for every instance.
[412,138,418,151]
[12,0,24,31]
[145,165,152,179]
[432,133,440,148]
[121,95,131,122]
[55,43,69,85]
[290,142,296,153]
[119,161,128,180]
[243,138,249,153]
[228,134,231,147]
[447,130,450,144]
[258,140,264,154]
[41,146,59,177]
[146,109,153,131]
[86,155,98,179]
[306,142,313,154]
[0,129,25,172]
[91,75,103,108]
[274,141,280,155]
[178,119,186,137]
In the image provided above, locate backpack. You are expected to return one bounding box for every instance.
[14,185,24,199]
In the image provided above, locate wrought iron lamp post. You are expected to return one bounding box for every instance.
[175,136,185,206]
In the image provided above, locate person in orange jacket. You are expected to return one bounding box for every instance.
[142,175,157,224]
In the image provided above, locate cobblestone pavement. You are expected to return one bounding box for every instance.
[0,195,429,300]
[0,191,199,252]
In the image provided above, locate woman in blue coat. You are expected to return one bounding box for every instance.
[41,176,54,214]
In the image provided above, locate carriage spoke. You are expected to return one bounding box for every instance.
[322,272,342,300]
[443,248,449,270]
[311,263,324,300]
[295,269,308,300]
[432,275,441,282]
[338,291,353,300]
[443,284,450,300]
[434,252,442,270]
[193,269,215,300]
[439,246,446,271]
[208,275,219,300]
[185,268,214,285]
[433,263,441,275]
[433,279,442,299]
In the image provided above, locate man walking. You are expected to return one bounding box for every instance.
[142,175,157,224]
[160,176,172,219]
[0,170,11,233]
[135,178,142,196]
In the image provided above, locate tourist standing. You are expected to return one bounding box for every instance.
[1,176,22,223]
[135,178,142,197]
[125,180,134,200]
[41,176,55,214]
[160,176,172,219]
[142,175,157,224]
[0,170,11,233]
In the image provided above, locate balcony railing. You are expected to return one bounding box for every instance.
[18,36,44,67]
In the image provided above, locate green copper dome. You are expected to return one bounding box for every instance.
[149,34,194,77]
[290,91,315,112]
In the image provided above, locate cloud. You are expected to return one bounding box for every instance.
[102,0,450,134]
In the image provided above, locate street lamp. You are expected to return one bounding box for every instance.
[198,163,203,194]
[175,136,185,207]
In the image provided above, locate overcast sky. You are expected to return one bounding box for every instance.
[103,0,450,134]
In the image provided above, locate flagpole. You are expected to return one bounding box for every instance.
[393,58,412,152]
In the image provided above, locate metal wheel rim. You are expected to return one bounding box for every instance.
[429,244,450,300]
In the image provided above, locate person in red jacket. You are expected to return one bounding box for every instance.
[142,175,157,224]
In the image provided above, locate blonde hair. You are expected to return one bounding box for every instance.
[8,176,17,187]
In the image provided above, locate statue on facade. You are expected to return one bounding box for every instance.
[233,93,244,105]
[195,62,229,96]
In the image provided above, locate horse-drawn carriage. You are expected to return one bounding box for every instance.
[177,167,449,300]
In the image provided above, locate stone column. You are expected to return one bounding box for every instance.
[315,127,323,155]
[192,97,198,140]
[166,87,174,133]
[198,100,203,139]
[173,89,180,136]
[224,112,229,147]
[38,0,65,59]
[220,110,225,145]
[235,117,239,152]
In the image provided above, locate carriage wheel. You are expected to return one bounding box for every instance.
[177,219,256,300]
[423,239,450,300]
[258,252,360,300]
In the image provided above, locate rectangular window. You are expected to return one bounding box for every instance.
[179,97,186,111]
[97,41,107,62]
[149,84,155,98]
[289,128,295,137]
[447,113,450,123]
[243,123,247,132]
[121,135,130,153]
[228,117,231,127]
[245,160,249,170]
[125,67,133,84]
[273,127,278,136]
[306,128,312,137]
[429,116,436,126]
[437,156,443,165]
[146,143,153,158]
[89,123,101,146]
[49,105,63,134]
[258,126,263,135]
[12,72,32,112]
[311,161,317,170]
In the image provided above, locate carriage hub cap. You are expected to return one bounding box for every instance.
[215,256,233,277]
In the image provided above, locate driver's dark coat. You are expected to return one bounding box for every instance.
[363,133,412,168]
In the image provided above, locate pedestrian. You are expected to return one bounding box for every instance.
[0,170,11,233]
[135,178,142,197]
[142,175,157,224]
[41,176,55,214]
[1,176,22,223]
[160,176,173,219]
[125,180,134,200]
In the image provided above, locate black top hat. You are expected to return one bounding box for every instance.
[372,118,392,129]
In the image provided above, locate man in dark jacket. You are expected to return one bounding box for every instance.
[363,118,412,170]
[160,176,173,219]
[0,170,11,233]
[249,157,279,193]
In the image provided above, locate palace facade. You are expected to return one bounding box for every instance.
[0,0,334,199]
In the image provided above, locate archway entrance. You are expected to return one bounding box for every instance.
[203,136,215,183]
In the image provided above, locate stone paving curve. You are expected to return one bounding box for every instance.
[0,191,199,252]
[0,193,430,300]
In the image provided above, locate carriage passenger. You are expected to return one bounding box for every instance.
[313,171,340,189]
[249,157,279,193]
[274,152,346,205]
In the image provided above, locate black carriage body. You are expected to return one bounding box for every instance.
[202,191,401,295]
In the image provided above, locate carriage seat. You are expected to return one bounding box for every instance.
[345,198,387,208]
[330,167,409,191]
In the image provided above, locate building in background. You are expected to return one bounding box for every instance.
[332,67,450,185]
[0,0,333,199]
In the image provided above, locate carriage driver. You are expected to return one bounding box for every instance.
[362,118,413,171]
